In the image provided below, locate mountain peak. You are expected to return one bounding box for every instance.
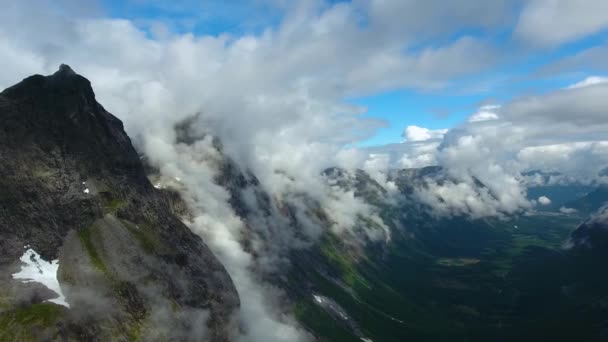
[45,63,92,96]
[54,63,76,77]
[0,64,139,184]
[1,63,96,108]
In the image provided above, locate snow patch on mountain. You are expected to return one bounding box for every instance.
[12,248,69,308]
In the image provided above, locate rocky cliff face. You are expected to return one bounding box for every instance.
[0,65,239,341]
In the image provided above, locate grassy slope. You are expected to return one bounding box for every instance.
[0,304,65,342]
[293,212,583,341]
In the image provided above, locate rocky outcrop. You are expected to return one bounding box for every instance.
[0,65,239,341]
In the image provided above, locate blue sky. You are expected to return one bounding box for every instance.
[354,32,608,146]
[101,0,285,36]
[97,0,608,147]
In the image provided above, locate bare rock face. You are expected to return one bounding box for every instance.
[0,65,239,341]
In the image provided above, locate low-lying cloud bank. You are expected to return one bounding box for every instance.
[372,79,608,218]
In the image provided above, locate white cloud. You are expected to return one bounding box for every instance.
[560,207,578,214]
[415,178,527,219]
[146,137,312,341]
[399,150,438,169]
[567,76,608,89]
[365,0,512,39]
[362,77,608,218]
[363,153,391,185]
[538,196,552,205]
[517,142,608,183]
[403,125,448,142]
[363,140,440,169]
[503,83,608,135]
[515,0,608,47]
[433,130,531,217]
[468,104,500,122]
[363,125,445,170]
[409,81,608,217]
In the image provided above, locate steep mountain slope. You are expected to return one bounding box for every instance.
[0,65,238,341]
[283,168,604,341]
